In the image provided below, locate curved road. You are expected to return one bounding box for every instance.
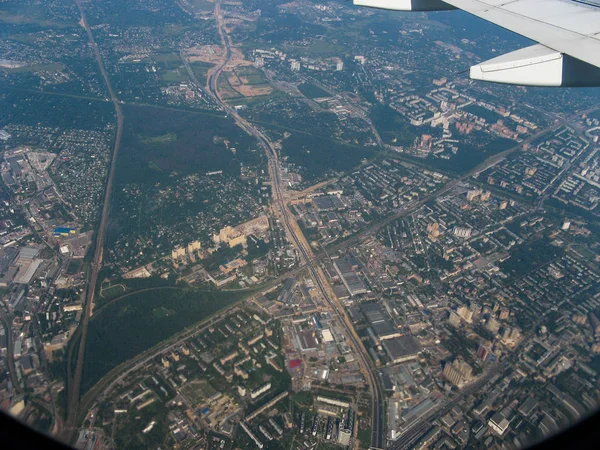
[205,1,385,447]
[62,0,124,443]
[63,1,595,446]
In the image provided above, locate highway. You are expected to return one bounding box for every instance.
[0,310,20,394]
[62,0,124,443]
[59,1,597,445]
[198,4,584,448]
[205,1,386,447]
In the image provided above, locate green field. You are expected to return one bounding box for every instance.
[0,6,76,28]
[161,69,188,82]
[66,260,82,275]
[0,88,114,130]
[500,238,565,279]
[100,283,126,299]
[190,0,215,12]
[234,65,268,86]
[284,41,346,57]
[1,62,65,74]
[140,133,177,145]
[82,288,247,393]
[423,134,514,174]
[180,379,217,406]
[190,61,214,86]
[224,88,287,108]
[297,82,331,99]
[152,53,181,63]
[96,277,177,310]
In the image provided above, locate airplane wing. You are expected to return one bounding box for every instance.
[354,0,600,86]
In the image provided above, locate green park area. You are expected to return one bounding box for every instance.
[115,105,258,185]
[81,288,247,393]
[297,82,331,99]
[500,237,565,279]
[280,132,374,180]
[370,103,419,148]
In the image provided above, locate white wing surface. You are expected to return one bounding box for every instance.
[355,0,600,86]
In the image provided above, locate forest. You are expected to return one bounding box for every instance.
[82,287,247,392]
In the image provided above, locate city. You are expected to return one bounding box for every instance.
[1,0,600,449]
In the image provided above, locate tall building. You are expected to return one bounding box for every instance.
[448,310,462,327]
[187,240,201,254]
[510,327,521,341]
[443,358,473,388]
[562,219,571,230]
[477,344,493,362]
[470,302,482,318]
[572,314,587,325]
[457,305,473,323]
[466,189,482,201]
[213,225,247,248]
[171,247,185,260]
[486,317,501,334]
[336,60,344,71]
[291,60,301,71]
[488,412,510,436]
[525,167,537,176]
[338,429,351,445]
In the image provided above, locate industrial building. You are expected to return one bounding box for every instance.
[13,246,42,285]
[277,278,295,304]
[361,303,400,341]
[382,335,422,364]
[313,195,345,211]
[333,259,367,296]
[297,329,319,352]
[488,411,510,436]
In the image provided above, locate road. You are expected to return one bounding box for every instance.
[388,365,505,449]
[62,0,124,443]
[388,318,543,450]
[0,310,20,394]
[204,1,386,447]
[310,105,598,268]
[197,4,589,447]
[60,1,596,444]
[78,305,244,429]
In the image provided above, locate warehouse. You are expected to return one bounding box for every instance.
[361,303,400,340]
[382,335,422,364]
[334,260,367,296]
